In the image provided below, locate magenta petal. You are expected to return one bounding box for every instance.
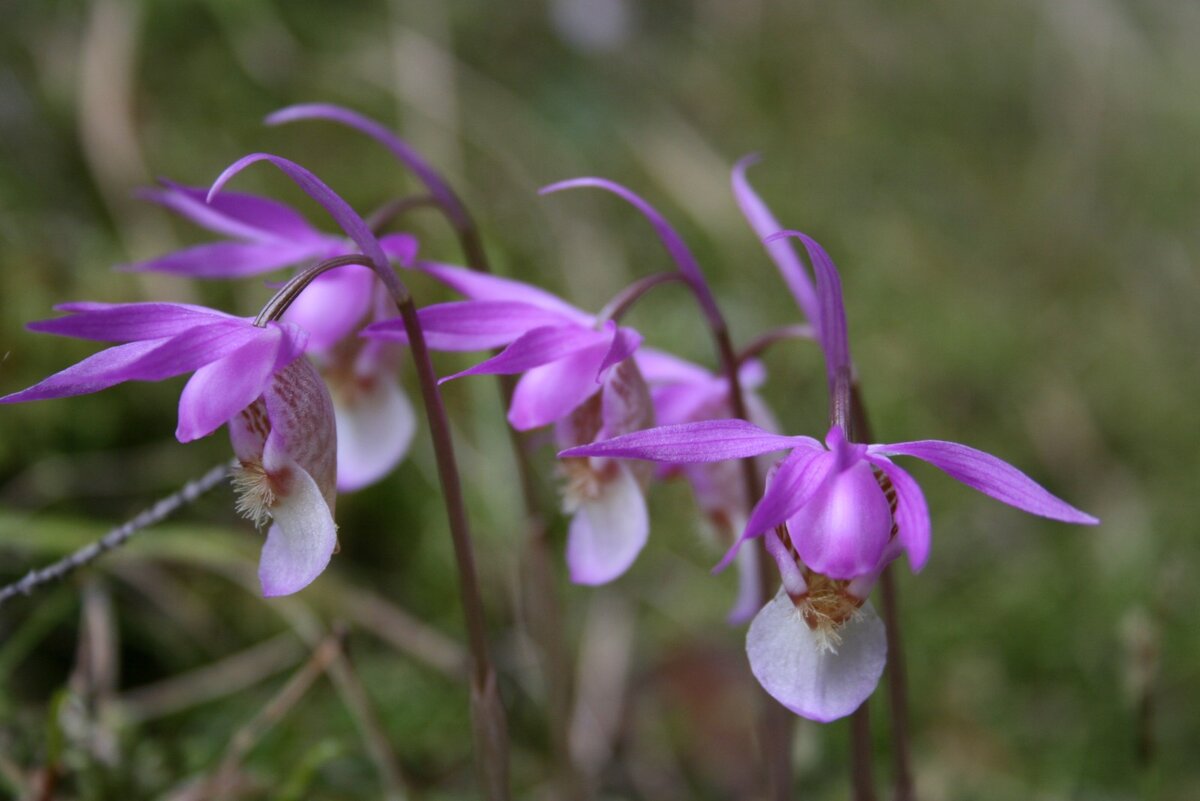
[635,347,714,385]
[731,157,819,325]
[141,181,318,242]
[596,324,642,378]
[379,233,419,267]
[209,154,389,273]
[507,344,609,430]
[29,302,233,342]
[416,260,593,323]
[764,231,852,387]
[283,265,376,352]
[869,440,1099,525]
[867,456,931,573]
[367,300,579,351]
[747,592,887,722]
[560,419,814,463]
[122,240,326,278]
[442,324,608,382]
[0,340,168,403]
[117,321,264,380]
[176,329,284,442]
[743,446,836,539]
[789,460,894,580]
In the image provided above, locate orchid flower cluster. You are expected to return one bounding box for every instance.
[1,105,1096,728]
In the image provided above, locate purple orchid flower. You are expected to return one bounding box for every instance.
[0,303,338,597]
[128,179,420,493]
[561,230,1098,722]
[364,263,650,584]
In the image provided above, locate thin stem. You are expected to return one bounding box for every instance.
[254,255,373,326]
[366,194,439,233]
[850,701,877,801]
[390,279,511,800]
[0,460,233,608]
[295,254,510,799]
[851,382,915,801]
[597,271,686,323]
[736,323,817,366]
[422,193,584,798]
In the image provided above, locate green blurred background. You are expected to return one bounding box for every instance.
[0,0,1196,798]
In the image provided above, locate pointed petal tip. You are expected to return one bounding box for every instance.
[733,153,763,173]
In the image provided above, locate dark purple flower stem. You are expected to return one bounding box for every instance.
[735,324,817,366]
[850,700,878,801]
[369,195,583,798]
[850,382,915,801]
[265,254,511,800]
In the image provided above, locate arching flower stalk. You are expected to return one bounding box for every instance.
[561,232,1098,722]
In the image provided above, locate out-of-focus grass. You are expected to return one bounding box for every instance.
[1,0,1197,798]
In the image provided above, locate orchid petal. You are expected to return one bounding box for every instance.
[141,181,318,242]
[441,325,609,383]
[566,463,649,585]
[121,240,328,279]
[257,461,338,597]
[867,455,931,573]
[176,328,285,442]
[379,233,419,267]
[596,324,642,378]
[789,460,894,580]
[365,300,578,351]
[634,347,714,385]
[742,447,836,539]
[747,592,887,722]
[209,154,389,273]
[868,440,1099,525]
[0,340,168,403]
[727,535,762,625]
[560,419,814,463]
[732,156,819,324]
[507,344,609,430]
[416,260,592,323]
[283,265,376,352]
[764,231,851,388]
[333,372,415,492]
[29,302,234,342]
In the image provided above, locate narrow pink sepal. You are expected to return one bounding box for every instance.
[140,181,318,242]
[560,419,814,464]
[507,344,609,430]
[868,440,1099,525]
[120,240,324,279]
[29,302,233,342]
[176,328,285,442]
[439,324,609,384]
[732,156,819,324]
[415,260,592,323]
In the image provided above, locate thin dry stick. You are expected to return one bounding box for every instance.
[323,636,409,801]
[373,192,580,797]
[0,461,233,607]
[118,634,304,724]
[851,383,915,801]
[208,632,345,800]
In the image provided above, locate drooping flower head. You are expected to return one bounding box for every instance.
[0,302,338,597]
[128,172,419,494]
[561,212,1098,720]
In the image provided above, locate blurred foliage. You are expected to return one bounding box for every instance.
[0,0,1197,798]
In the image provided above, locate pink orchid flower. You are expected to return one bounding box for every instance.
[128,180,419,493]
[561,229,1098,722]
[0,303,337,597]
